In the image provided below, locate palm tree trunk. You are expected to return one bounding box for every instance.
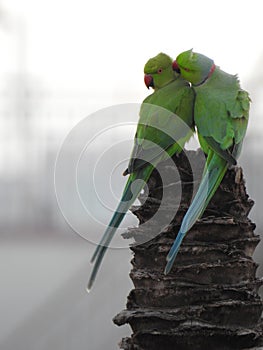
[113,149,263,350]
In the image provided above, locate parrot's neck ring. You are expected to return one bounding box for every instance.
[193,64,216,86]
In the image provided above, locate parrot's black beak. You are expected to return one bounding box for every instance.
[172,60,180,73]
[144,74,154,89]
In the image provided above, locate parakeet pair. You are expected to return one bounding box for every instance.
[88,50,250,290]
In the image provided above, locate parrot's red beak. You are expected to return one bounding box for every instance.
[144,74,154,89]
[172,60,180,73]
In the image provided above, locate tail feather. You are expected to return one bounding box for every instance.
[165,152,227,274]
[87,165,154,291]
[90,183,133,264]
[90,207,126,264]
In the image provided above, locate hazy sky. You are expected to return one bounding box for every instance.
[1,0,262,96]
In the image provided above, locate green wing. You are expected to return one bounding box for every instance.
[126,79,194,174]
[194,69,250,160]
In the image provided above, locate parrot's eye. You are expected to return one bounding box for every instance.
[157,68,163,74]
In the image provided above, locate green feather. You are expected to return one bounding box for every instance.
[126,78,194,174]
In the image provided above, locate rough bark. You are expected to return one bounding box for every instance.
[113,149,263,350]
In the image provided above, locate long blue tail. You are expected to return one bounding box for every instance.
[87,165,154,291]
[165,152,227,274]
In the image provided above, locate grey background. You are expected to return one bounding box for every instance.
[0,1,262,349]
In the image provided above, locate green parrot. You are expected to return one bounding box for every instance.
[87,53,195,291]
[165,49,250,274]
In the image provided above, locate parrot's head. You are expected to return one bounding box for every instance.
[144,53,176,90]
[173,49,215,85]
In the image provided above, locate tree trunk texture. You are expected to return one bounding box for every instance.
[113,149,263,350]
